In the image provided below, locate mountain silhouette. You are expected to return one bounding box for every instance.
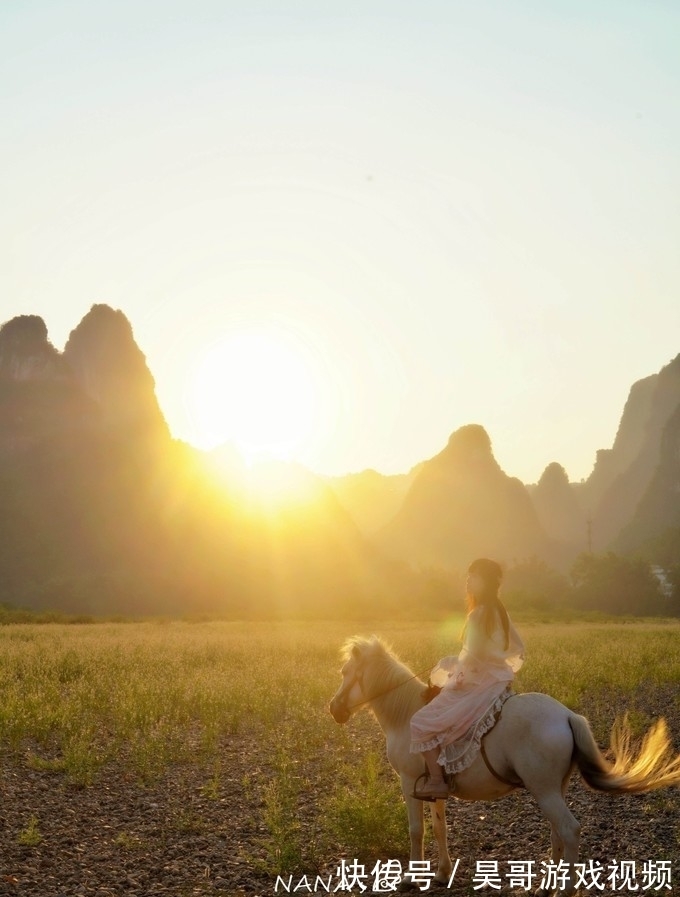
[327,353,680,573]
[614,400,680,553]
[0,314,66,381]
[0,315,101,454]
[0,306,419,618]
[529,462,587,553]
[582,353,680,551]
[326,466,420,535]
[1,304,678,617]
[374,424,551,570]
[0,308,175,613]
[63,304,169,438]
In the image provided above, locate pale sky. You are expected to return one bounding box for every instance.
[2,1,679,484]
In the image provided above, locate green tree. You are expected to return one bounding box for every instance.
[666,564,680,614]
[502,557,570,611]
[570,552,667,616]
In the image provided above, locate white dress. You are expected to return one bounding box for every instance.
[410,607,525,774]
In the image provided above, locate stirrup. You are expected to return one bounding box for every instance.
[412,772,449,802]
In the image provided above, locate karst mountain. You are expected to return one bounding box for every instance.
[1,305,679,617]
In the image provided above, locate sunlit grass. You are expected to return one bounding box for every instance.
[0,616,678,867]
[17,815,42,847]
[323,749,408,860]
[0,618,678,776]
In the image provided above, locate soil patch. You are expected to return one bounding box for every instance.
[1,700,679,896]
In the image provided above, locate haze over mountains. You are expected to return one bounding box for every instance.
[1,305,679,618]
[327,354,680,573]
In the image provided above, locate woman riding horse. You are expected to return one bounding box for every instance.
[410,558,525,800]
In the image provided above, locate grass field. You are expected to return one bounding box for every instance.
[0,615,679,890]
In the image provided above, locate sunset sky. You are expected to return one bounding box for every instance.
[3,1,679,484]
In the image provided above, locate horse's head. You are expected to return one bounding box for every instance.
[329,636,385,724]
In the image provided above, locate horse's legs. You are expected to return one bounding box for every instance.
[400,775,425,877]
[398,774,452,889]
[428,799,453,883]
[550,821,564,864]
[533,791,581,897]
[547,770,575,867]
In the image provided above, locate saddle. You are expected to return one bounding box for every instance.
[422,682,442,704]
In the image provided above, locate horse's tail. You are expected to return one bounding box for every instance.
[569,712,680,794]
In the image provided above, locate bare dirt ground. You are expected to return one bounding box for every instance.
[0,690,678,897]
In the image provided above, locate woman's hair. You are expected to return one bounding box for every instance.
[465,557,510,649]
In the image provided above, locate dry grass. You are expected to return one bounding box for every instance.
[0,615,678,882]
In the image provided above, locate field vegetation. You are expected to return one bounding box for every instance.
[0,616,679,894]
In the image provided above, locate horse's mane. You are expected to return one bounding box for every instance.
[341,635,427,725]
[341,634,391,661]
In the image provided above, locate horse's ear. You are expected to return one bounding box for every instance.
[351,644,361,659]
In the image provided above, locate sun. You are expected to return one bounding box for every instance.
[187,326,321,464]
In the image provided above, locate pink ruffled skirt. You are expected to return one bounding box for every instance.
[410,676,512,775]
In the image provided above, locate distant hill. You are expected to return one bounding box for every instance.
[374,424,551,570]
[63,304,170,437]
[0,306,420,619]
[330,349,680,573]
[0,315,101,454]
[581,353,680,551]
[326,466,420,535]
[1,304,678,616]
[529,462,587,552]
[614,400,680,553]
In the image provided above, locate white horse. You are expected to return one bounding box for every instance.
[329,636,680,895]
